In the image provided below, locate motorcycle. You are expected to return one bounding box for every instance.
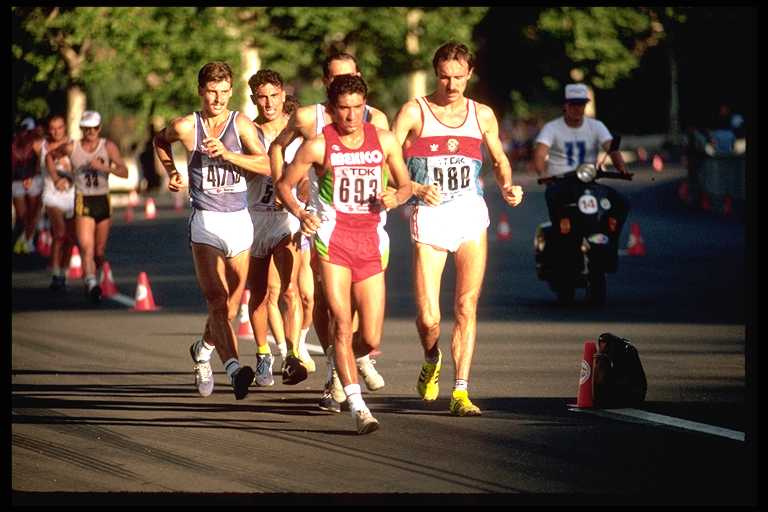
[534,137,633,305]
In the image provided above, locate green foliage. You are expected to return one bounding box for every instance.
[13,7,241,152]
[528,6,690,101]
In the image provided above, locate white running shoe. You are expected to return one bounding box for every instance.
[357,354,385,391]
[355,409,379,435]
[298,338,316,373]
[189,341,214,397]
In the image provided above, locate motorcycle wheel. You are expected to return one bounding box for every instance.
[586,270,607,306]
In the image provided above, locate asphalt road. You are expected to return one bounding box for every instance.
[11,163,755,506]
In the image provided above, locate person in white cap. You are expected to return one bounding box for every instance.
[46,110,129,303]
[11,117,44,255]
[153,61,271,402]
[533,83,629,234]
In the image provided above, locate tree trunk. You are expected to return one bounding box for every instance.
[241,46,261,120]
[406,9,427,100]
[67,84,86,140]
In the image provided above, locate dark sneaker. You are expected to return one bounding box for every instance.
[318,389,342,413]
[282,354,308,385]
[88,284,102,304]
[232,366,255,400]
[49,275,66,291]
[254,353,275,387]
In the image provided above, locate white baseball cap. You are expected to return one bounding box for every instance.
[565,83,590,103]
[21,117,36,130]
[80,110,102,128]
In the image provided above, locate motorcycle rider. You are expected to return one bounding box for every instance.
[533,83,629,251]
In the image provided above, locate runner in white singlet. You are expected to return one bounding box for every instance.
[154,62,272,401]
[393,42,523,417]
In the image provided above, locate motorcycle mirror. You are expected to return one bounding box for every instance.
[609,135,622,152]
[576,163,597,183]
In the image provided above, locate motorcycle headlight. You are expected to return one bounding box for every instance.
[576,163,597,183]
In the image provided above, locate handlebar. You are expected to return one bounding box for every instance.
[537,168,633,185]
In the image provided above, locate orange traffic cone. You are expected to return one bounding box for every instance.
[652,154,664,172]
[145,198,157,220]
[237,288,254,338]
[496,213,512,241]
[132,271,160,311]
[99,261,119,298]
[123,206,135,223]
[128,190,140,207]
[575,340,597,408]
[36,229,52,258]
[67,246,83,279]
[722,194,733,216]
[626,223,646,256]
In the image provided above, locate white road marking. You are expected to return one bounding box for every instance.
[107,293,136,308]
[569,406,745,442]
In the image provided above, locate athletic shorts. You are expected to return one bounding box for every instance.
[12,176,43,198]
[248,208,300,258]
[75,193,111,222]
[410,194,489,252]
[298,233,310,252]
[42,177,75,219]
[188,207,253,258]
[315,220,389,283]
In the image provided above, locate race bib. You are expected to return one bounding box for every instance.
[201,154,246,195]
[427,155,475,202]
[333,166,381,214]
[578,193,599,215]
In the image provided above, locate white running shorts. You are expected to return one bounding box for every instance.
[249,209,301,258]
[410,194,490,252]
[42,177,75,218]
[188,207,253,258]
[12,176,43,198]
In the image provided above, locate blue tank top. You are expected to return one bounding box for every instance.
[188,111,248,212]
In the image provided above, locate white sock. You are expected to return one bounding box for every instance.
[454,379,468,392]
[299,327,310,346]
[344,383,366,413]
[195,339,215,362]
[51,267,61,277]
[84,275,97,289]
[224,358,241,382]
[277,341,287,360]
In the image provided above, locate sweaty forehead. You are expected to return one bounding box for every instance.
[203,80,232,92]
[255,83,283,96]
[335,93,365,107]
[328,60,357,78]
[437,58,470,76]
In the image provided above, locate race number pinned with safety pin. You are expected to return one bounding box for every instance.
[201,153,246,195]
[426,155,476,203]
[578,191,599,215]
[333,166,382,214]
